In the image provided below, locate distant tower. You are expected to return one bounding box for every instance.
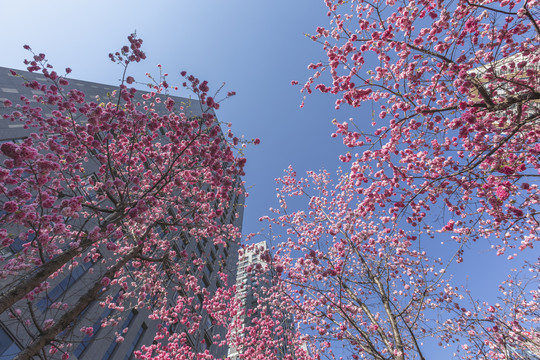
[228,241,293,360]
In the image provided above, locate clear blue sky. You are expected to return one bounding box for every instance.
[1,2,534,358]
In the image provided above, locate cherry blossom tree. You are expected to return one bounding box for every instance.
[299,0,540,248]
[264,168,452,359]
[0,34,247,359]
[258,0,540,359]
[264,168,539,359]
[441,259,540,359]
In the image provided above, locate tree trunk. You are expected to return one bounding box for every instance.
[0,242,89,316]
[13,246,139,360]
[0,212,125,316]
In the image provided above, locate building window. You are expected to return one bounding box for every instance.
[185,334,195,349]
[101,309,137,360]
[206,262,214,275]
[37,260,94,312]
[74,292,120,358]
[0,235,30,259]
[1,88,18,93]
[124,322,147,360]
[196,242,204,257]
[180,233,189,247]
[204,333,213,349]
[0,138,25,145]
[0,327,21,360]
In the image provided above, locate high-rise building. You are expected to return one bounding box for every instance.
[228,241,293,360]
[0,66,244,359]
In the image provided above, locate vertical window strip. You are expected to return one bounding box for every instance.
[73,292,121,358]
[36,260,93,312]
[125,322,147,360]
[101,310,137,360]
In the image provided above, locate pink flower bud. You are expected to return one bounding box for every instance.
[4,201,18,213]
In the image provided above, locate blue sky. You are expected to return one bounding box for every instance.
[1,1,535,358]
